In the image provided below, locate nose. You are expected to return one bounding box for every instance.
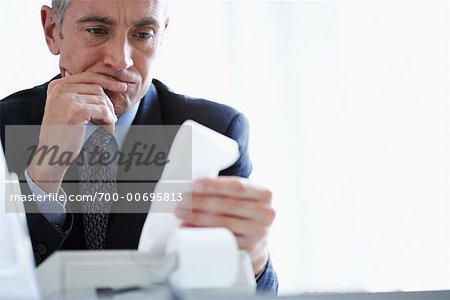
[103,33,134,71]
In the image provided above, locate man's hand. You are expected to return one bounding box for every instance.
[175,176,275,277]
[28,71,127,193]
[43,71,125,130]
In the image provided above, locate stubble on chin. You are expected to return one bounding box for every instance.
[112,97,129,117]
[105,91,126,117]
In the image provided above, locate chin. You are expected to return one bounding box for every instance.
[107,93,129,116]
[113,100,130,117]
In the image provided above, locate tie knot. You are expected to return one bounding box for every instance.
[88,127,114,149]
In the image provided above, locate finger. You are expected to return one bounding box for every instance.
[184,194,275,225]
[179,222,201,228]
[193,177,272,204]
[175,210,267,239]
[102,91,116,119]
[235,235,268,256]
[69,85,116,122]
[64,71,127,93]
[98,122,115,133]
[83,104,117,127]
[86,87,116,121]
[235,235,252,253]
[49,83,117,126]
[57,83,106,96]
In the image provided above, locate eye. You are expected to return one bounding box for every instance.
[132,31,154,41]
[85,27,108,36]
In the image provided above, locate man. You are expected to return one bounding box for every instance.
[0,0,277,294]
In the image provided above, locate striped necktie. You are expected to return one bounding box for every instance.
[80,127,117,249]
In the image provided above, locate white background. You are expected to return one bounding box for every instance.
[0,0,449,295]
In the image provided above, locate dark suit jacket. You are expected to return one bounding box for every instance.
[0,77,277,294]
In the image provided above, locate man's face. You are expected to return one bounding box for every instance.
[51,0,168,116]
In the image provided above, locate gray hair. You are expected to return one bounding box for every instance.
[51,0,169,31]
[52,0,71,28]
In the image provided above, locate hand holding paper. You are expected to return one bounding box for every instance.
[138,120,240,255]
[176,176,275,276]
[138,119,275,277]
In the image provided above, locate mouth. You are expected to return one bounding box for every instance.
[109,78,136,86]
[110,75,138,85]
[94,71,138,85]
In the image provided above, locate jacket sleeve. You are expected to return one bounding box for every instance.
[219,113,252,177]
[220,113,279,295]
[20,175,73,266]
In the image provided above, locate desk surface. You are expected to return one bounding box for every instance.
[47,289,450,300]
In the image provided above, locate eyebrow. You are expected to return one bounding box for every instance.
[76,16,115,25]
[75,16,160,28]
[133,17,160,28]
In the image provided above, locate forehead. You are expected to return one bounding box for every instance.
[65,0,167,25]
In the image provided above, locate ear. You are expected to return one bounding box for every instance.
[41,5,60,55]
[159,20,169,47]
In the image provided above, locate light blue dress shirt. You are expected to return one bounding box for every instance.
[24,101,141,228]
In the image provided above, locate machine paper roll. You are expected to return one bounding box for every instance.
[138,120,240,254]
[166,228,239,289]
